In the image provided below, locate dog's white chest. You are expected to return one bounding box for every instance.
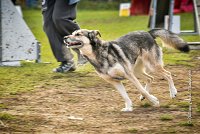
[107,63,125,79]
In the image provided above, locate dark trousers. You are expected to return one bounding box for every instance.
[42,0,80,62]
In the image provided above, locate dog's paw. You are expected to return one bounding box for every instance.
[121,107,133,112]
[170,88,177,99]
[149,95,160,107]
[139,95,145,101]
[170,93,177,99]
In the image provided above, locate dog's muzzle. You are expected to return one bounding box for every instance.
[63,36,83,48]
[63,36,70,46]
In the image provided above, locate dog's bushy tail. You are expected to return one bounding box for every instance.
[149,29,190,52]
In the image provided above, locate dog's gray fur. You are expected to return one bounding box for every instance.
[64,29,189,111]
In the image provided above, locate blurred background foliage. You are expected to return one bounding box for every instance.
[14,0,131,10]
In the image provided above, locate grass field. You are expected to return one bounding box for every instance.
[0,10,199,96]
[0,9,200,133]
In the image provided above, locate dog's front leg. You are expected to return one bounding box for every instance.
[112,82,133,112]
[98,73,133,112]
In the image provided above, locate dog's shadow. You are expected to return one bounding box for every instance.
[51,71,107,89]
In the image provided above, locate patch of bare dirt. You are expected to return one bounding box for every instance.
[0,64,200,133]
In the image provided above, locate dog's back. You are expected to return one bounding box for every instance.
[116,31,156,50]
[114,31,160,64]
[112,29,189,65]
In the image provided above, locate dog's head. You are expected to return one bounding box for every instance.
[63,29,101,49]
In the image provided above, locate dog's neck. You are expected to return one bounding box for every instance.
[80,40,112,73]
[79,42,97,63]
[78,42,101,73]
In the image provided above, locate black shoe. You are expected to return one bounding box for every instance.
[53,62,76,73]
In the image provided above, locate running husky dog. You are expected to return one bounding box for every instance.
[64,29,189,112]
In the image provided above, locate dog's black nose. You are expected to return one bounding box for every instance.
[63,36,69,45]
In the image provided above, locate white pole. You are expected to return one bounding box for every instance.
[168,0,175,31]
[193,0,200,35]
[150,0,157,29]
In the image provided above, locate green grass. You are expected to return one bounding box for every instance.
[0,113,15,120]
[196,106,200,113]
[140,102,151,108]
[77,0,129,10]
[0,104,7,109]
[0,9,199,96]
[128,128,138,133]
[160,104,170,108]
[179,122,194,127]
[175,101,190,108]
[160,114,174,121]
[159,128,177,133]
[77,10,149,39]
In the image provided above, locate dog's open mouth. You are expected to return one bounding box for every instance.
[64,37,83,48]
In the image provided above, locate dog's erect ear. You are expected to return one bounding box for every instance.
[88,30,101,46]
[88,30,101,40]
[94,30,101,37]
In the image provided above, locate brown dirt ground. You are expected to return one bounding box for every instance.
[0,60,200,133]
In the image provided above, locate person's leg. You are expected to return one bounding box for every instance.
[52,0,87,65]
[42,0,74,63]
[52,0,79,36]
[42,0,77,72]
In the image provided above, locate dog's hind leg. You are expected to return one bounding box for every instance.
[155,66,177,98]
[139,72,154,101]
[141,50,177,98]
[134,60,154,101]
